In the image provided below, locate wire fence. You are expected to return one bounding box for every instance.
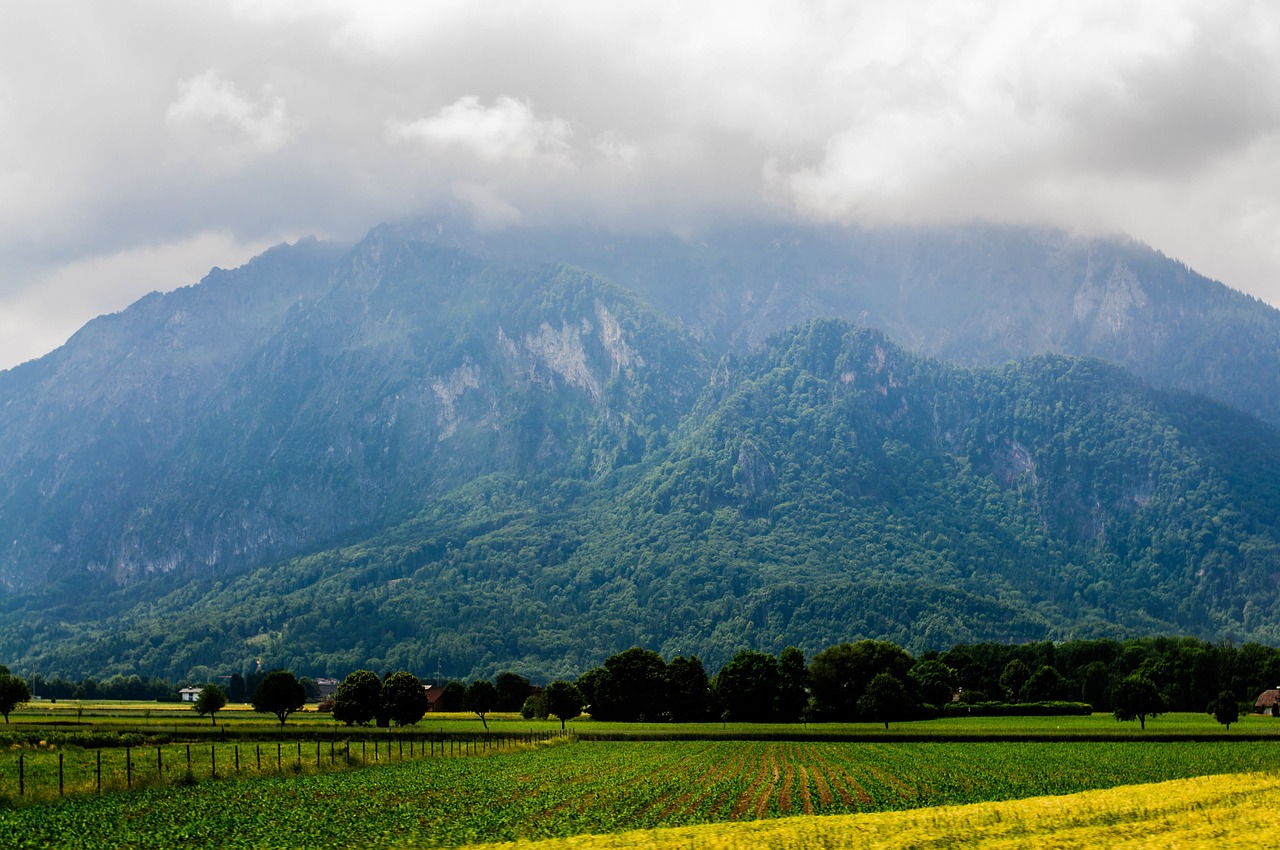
[1,729,568,803]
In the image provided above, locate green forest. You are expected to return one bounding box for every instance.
[4,319,1279,684]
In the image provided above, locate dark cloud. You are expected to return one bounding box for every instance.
[1,1,1278,369]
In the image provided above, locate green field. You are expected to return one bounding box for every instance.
[4,734,1280,848]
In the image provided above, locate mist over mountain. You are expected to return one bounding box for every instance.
[2,220,1279,681]
[419,219,1280,426]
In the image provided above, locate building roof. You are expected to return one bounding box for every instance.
[1254,688,1280,708]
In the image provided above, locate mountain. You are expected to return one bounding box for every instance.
[422,220,1280,427]
[2,221,1280,681]
[0,226,706,590]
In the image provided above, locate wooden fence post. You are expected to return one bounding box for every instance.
[18,752,23,797]
[60,752,64,796]
[126,748,132,789]
[96,749,102,793]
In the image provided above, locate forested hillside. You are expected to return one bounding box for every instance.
[4,318,1278,683]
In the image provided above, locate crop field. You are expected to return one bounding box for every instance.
[3,739,1279,848]
[459,772,1280,850]
[0,732,536,801]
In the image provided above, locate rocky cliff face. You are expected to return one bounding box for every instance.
[419,221,1280,427]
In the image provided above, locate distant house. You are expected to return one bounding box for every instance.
[315,678,339,699]
[179,687,203,703]
[1254,688,1280,715]
[425,685,445,712]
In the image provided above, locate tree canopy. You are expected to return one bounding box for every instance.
[1113,673,1164,730]
[382,671,430,727]
[0,668,31,723]
[193,682,227,725]
[544,680,584,730]
[252,670,306,727]
[332,670,382,726]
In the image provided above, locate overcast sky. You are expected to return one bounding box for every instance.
[2,1,1279,370]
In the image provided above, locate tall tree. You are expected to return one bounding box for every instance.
[666,656,711,722]
[544,680,584,731]
[382,672,430,727]
[777,646,809,722]
[908,659,957,708]
[251,670,306,728]
[858,672,912,729]
[1209,690,1240,731]
[1112,673,1164,731]
[465,679,498,730]
[332,670,383,726]
[227,673,247,703]
[0,667,32,724]
[438,680,466,712]
[808,640,914,721]
[999,659,1033,703]
[494,672,532,712]
[713,650,781,722]
[193,683,227,726]
[590,648,668,722]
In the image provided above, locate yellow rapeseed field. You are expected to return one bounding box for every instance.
[460,772,1280,849]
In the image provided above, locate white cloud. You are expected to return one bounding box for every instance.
[3,0,1280,369]
[388,96,573,168]
[166,70,293,154]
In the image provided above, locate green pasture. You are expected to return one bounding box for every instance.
[9,699,1278,740]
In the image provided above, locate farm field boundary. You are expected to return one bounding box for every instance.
[3,740,1280,848]
[455,771,1280,850]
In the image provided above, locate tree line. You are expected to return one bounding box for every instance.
[566,635,1280,727]
[6,635,1279,730]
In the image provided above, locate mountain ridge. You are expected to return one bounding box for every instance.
[2,221,1280,681]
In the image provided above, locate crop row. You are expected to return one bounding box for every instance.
[0,732,556,802]
[3,739,1278,848]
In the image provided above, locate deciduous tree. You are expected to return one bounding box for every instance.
[251,670,306,728]
[465,679,498,730]
[666,656,711,722]
[777,646,809,722]
[858,672,911,729]
[0,667,32,724]
[713,650,780,722]
[332,670,383,726]
[193,683,227,726]
[494,672,531,712]
[382,671,430,727]
[1112,673,1164,730]
[544,680,584,730]
[1209,690,1240,731]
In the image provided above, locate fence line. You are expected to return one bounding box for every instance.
[3,730,567,803]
